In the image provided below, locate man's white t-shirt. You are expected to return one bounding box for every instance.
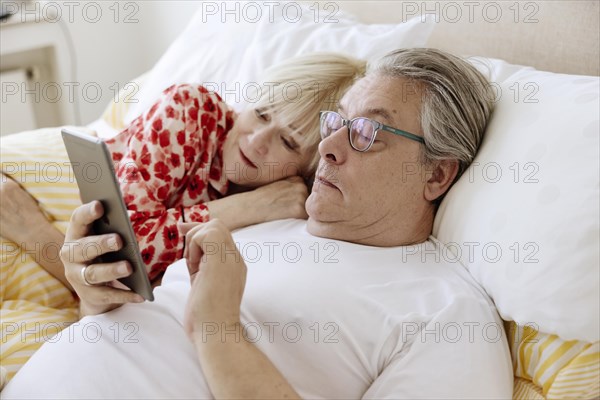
[4,219,513,399]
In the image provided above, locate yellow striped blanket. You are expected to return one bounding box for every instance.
[0,127,92,382]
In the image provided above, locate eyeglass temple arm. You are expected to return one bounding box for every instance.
[380,125,425,144]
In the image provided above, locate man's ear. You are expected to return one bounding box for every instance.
[424,159,459,202]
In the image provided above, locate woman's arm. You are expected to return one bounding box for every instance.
[123,174,309,281]
[182,220,301,399]
[205,176,309,231]
[0,175,72,290]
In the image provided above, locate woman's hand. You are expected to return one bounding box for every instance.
[207,176,309,231]
[61,201,145,317]
[180,219,246,339]
[250,176,309,221]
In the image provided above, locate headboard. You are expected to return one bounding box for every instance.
[331,0,599,76]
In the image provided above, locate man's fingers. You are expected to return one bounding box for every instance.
[186,239,203,276]
[83,261,132,286]
[61,233,122,264]
[180,222,203,273]
[178,222,200,235]
[181,220,232,278]
[65,201,103,242]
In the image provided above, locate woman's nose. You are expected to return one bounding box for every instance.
[247,128,272,157]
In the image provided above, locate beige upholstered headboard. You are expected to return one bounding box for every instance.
[332,0,599,76]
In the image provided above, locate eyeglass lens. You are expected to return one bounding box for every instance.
[321,112,376,151]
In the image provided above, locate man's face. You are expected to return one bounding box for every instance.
[305,74,432,246]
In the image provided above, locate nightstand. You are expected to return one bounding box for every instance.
[0,5,78,136]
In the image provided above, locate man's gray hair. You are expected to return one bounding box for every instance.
[369,48,494,183]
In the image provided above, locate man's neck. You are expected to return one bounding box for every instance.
[306,210,434,248]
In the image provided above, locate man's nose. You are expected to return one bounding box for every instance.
[318,126,348,164]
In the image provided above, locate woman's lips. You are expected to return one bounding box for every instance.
[239,149,257,169]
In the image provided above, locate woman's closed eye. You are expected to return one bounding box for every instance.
[281,135,299,152]
[255,108,271,122]
[254,108,300,152]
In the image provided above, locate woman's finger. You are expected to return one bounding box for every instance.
[106,280,131,290]
[61,233,122,264]
[64,201,103,242]
[84,284,144,305]
[82,261,132,286]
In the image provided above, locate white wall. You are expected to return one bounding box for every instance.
[6,0,331,127]
[53,0,201,124]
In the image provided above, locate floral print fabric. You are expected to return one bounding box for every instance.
[105,84,235,280]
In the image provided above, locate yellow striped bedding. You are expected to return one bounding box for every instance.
[0,240,79,382]
[514,377,545,400]
[0,127,90,382]
[507,321,600,400]
[0,73,142,385]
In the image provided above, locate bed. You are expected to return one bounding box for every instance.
[1,1,599,398]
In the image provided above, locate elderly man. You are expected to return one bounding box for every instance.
[3,49,513,399]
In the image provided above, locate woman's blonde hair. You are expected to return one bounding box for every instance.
[253,53,366,178]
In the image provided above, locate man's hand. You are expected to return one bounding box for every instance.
[0,173,73,288]
[0,174,52,244]
[61,201,145,317]
[179,219,300,399]
[180,219,246,338]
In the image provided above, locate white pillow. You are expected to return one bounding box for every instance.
[433,58,600,342]
[124,5,435,124]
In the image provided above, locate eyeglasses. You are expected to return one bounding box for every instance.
[319,111,425,152]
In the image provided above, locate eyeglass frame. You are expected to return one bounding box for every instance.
[319,111,425,152]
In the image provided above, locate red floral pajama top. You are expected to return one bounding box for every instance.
[104,84,235,281]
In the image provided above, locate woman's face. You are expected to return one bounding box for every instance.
[222,108,313,187]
